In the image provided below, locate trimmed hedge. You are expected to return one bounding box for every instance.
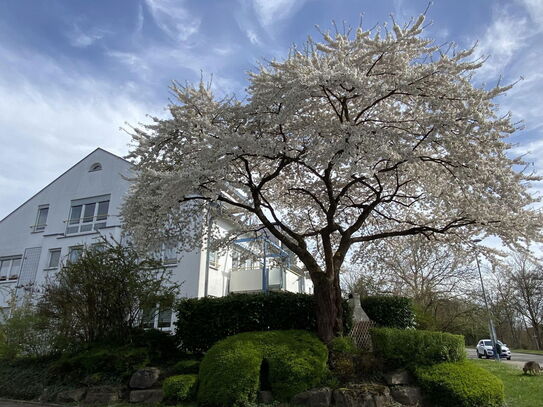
[163,374,198,402]
[360,296,415,328]
[415,361,504,407]
[176,292,353,353]
[198,330,328,406]
[371,327,465,368]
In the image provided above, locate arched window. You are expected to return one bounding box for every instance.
[89,162,102,172]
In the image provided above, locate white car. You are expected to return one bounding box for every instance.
[476,339,511,360]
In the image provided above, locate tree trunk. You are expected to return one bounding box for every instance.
[312,271,344,343]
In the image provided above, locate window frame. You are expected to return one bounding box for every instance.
[66,195,110,235]
[0,256,22,282]
[67,246,83,264]
[33,205,49,233]
[47,248,62,269]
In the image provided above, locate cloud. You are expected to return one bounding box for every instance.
[252,0,307,29]
[144,0,200,42]
[0,44,154,219]
[67,23,108,48]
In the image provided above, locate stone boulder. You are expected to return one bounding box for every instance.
[129,367,161,389]
[129,389,164,403]
[390,386,422,406]
[383,369,413,386]
[291,387,332,407]
[84,385,121,404]
[333,384,392,407]
[57,388,87,403]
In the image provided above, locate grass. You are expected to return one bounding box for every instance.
[510,348,543,355]
[473,359,543,407]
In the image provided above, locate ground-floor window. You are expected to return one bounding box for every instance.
[141,305,173,330]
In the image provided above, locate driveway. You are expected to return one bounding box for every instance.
[467,348,543,368]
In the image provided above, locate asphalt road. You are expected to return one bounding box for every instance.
[467,348,543,367]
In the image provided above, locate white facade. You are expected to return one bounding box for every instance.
[0,148,312,327]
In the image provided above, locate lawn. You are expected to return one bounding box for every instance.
[473,359,543,407]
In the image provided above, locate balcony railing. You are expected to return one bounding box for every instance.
[230,267,285,293]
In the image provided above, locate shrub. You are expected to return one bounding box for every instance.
[170,359,200,375]
[163,374,198,402]
[175,292,352,353]
[0,358,51,400]
[360,296,415,328]
[371,327,465,368]
[38,240,180,348]
[198,330,328,406]
[49,345,149,382]
[130,328,182,364]
[329,336,357,354]
[415,361,504,407]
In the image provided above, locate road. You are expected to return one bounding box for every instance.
[467,348,543,368]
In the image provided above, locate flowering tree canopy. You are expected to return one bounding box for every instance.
[122,15,542,342]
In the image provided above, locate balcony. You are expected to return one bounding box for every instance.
[230,267,303,293]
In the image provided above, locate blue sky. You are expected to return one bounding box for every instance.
[1,0,543,219]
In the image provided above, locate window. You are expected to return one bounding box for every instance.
[33,205,49,232]
[66,195,110,234]
[209,249,218,268]
[157,308,173,328]
[0,257,21,281]
[67,246,83,264]
[163,242,177,265]
[141,306,172,330]
[47,249,61,268]
[89,162,102,172]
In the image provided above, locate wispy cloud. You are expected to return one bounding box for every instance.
[252,0,308,29]
[144,0,200,42]
[67,23,108,48]
[0,44,153,219]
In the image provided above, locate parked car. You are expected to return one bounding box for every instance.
[476,339,512,360]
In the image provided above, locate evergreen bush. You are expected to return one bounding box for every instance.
[415,361,504,407]
[175,292,352,353]
[197,330,328,406]
[49,345,149,381]
[163,374,198,402]
[371,327,465,368]
[360,296,415,328]
[170,359,200,375]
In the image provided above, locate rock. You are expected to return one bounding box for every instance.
[258,390,274,404]
[390,386,422,406]
[291,387,332,407]
[57,388,87,402]
[84,385,121,404]
[129,367,161,389]
[333,384,391,407]
[383,369,413,386]
[129,389,164,403]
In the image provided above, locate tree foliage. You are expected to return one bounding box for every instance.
[38,240,179,348]
[122,14,542,341]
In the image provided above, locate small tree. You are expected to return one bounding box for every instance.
[122,15,542,342]
[38,241,180,348]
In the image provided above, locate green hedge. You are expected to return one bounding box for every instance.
[175,292,352,353]
[415,361,504,407]
[361,296,415,328]
[163,374,198,402]
[198,330,328,406]
[0,358,52,400]
[371,328,465,368]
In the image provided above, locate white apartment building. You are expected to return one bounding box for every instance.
[0,148,312,328]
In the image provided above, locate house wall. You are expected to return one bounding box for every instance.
[0,148,313,317]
